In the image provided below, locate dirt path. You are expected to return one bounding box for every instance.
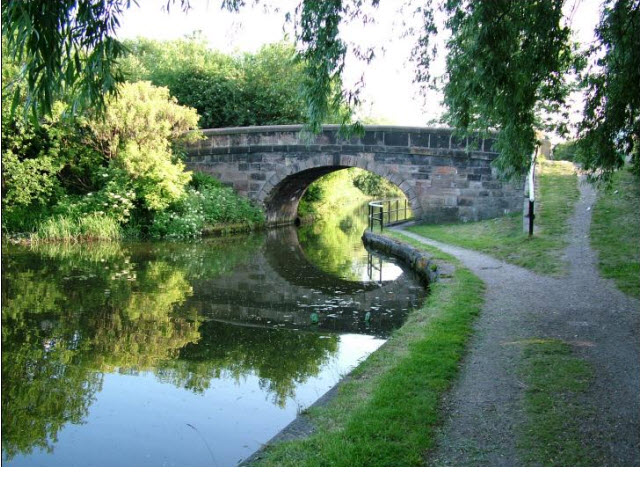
[395,178,640,466]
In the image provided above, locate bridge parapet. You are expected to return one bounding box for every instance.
[184,125,521,226]
[188,124,498,157]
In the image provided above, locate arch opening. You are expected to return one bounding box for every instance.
[262,164,419,226]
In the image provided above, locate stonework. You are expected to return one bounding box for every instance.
[184,125,523,226]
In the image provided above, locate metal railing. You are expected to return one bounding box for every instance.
[368,198,411,231]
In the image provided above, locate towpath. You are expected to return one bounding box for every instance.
[395,178,640,466]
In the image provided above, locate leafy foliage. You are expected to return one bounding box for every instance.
[122,36,344,128]
[2,62,263,238]
[553,140,578,161]
[149,173,264,239]
[352,170,404,198]
[296,0,352,133]
[576,0,640,181]
[1,76,205,236]
[1,95,103,232]
[436,0,578,179]
[1,0,130,119]
[84,81,200,211]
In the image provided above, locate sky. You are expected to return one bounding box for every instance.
[117,0,603,131]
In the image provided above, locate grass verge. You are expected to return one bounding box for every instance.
[251,232,484,466]
[407,160,579,275]
[517,339,597,466]
[590,168,640,298]
[30,214,121,243]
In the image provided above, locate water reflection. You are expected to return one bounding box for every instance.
[297,201,405,283]
[2,219,424,466]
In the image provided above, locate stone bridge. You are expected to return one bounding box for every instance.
[184,125,523,226]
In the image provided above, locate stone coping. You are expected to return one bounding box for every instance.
[362,231,455,285]
[190,124,499,154]
[199,124,462,136]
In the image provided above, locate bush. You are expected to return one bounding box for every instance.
[121,38,345,128]
[353,170,403,198]
[149,181,264,239]
[148,190,205,239]
[189,171,223,190]
[553,141,578,161]
[85,81,200,212]
[302,182,325,203]
[197,184,264,225]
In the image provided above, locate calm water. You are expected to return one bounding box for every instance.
[1,202,425,466]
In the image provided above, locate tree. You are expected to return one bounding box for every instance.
[576,0,640,181]
[434,0,578,178]
[121,38,316,128]
[1,49,104,232]
[1,0,130,119]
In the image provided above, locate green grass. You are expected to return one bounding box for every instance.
[590,168,640,298]
[30,214,121,243]
[251,234,484,466]
[407,160,580,275]
[517,339,597,466]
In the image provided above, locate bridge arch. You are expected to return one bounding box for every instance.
[258,162,420,226]
[184,125,522,226]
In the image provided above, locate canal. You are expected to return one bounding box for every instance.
[1,202,425,466]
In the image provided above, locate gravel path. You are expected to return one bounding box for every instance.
[395,177,640,466]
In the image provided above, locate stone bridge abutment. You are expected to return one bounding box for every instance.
[184,125,522,226]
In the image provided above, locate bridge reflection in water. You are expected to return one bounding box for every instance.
[2,204,425,466]
[186,224,424,337]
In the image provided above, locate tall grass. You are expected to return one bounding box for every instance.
[30,214,121,243]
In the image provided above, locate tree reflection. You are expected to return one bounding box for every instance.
[156,322,338,407]
[2,244,198,460]
[2,237,341,459]
[1,266,104,460]
[297,202,370,281]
